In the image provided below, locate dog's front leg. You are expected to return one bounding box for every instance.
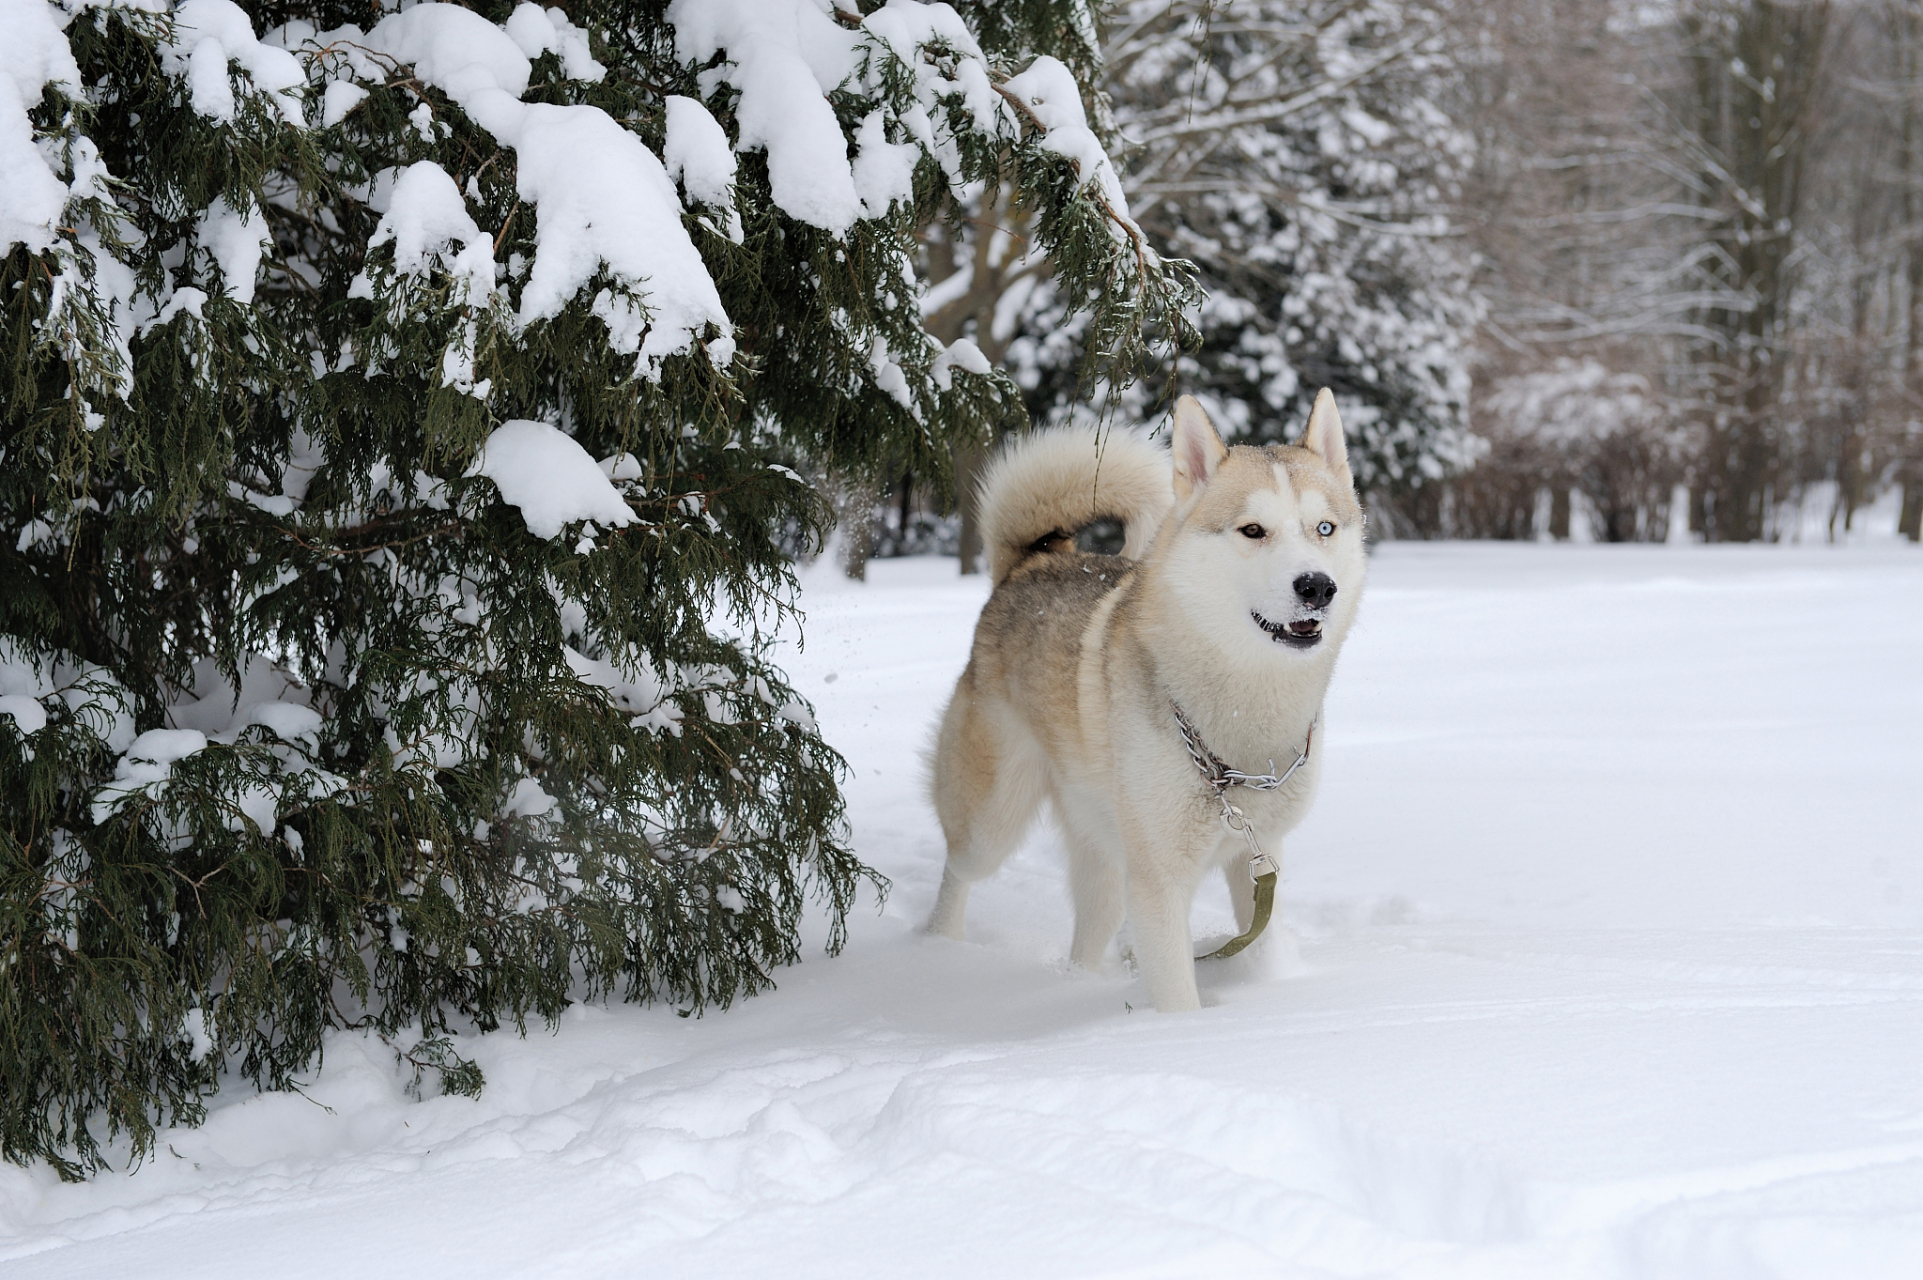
[1126,862,1205,1010]
[1122,829,1212,1012]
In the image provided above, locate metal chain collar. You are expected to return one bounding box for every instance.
[1169,699,1316,882]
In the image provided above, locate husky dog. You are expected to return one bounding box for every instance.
[927,392,1365,1011]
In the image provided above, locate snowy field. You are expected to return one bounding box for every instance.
[3,542,1920,1278]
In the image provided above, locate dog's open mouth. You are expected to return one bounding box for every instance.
[1252,610,1322,649]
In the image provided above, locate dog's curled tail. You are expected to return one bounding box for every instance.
[978,425,1173,586]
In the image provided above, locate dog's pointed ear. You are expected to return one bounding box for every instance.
[1302,388,1350,479]
[1171,395,1227,502]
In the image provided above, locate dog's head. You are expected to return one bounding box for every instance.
[1153,392,1366,661]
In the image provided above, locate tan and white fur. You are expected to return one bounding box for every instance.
[927,392,1365,1011]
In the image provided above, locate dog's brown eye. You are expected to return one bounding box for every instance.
[1238,524,1266,540]
[1316,520,1335,537]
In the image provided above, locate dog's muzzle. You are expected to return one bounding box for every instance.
[1251,609,1322,649]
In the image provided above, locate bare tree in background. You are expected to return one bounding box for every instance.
[1447,0,1923,543]
[1771,2,1907,539]
[837,190,1044,581]
[1894,0,1923,539]
[1669,0,1833,541]
[1446,0,1703,539]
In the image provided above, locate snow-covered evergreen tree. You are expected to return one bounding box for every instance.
[1014,1,1481,507]
[0,0,1187,1175]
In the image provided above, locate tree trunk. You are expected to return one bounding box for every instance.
[837,476,880,581]
[918,186,1043,576]
[955,446,987,574]
[1901,1,1923,543]
[1548,486,1572,540]
[1683,1,1831,541]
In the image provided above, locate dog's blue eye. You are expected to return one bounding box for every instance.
[1316,521,1335,537]
[1238,524,1265,540]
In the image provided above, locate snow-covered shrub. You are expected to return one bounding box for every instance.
[1472,359,1685,541]
[1013,1,1480,504]
[0,0,1188,1176]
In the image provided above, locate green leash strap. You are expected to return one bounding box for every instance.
[1198,849,1279,960]
[1199,864,1277,960]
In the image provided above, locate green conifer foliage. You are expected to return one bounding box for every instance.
[0,0,1191,1176]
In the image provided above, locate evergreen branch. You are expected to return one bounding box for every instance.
[991,80,1156,277]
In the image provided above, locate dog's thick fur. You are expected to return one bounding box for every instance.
[928,393,1365,1010]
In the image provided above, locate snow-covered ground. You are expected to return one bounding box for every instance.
[4,543,1920,1278]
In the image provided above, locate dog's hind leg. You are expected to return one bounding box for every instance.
[926,868,972,941]
[927,688,1048,940]
[1058,794,1125,969]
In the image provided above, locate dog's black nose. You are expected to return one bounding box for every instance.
[1293,572,1337,608]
